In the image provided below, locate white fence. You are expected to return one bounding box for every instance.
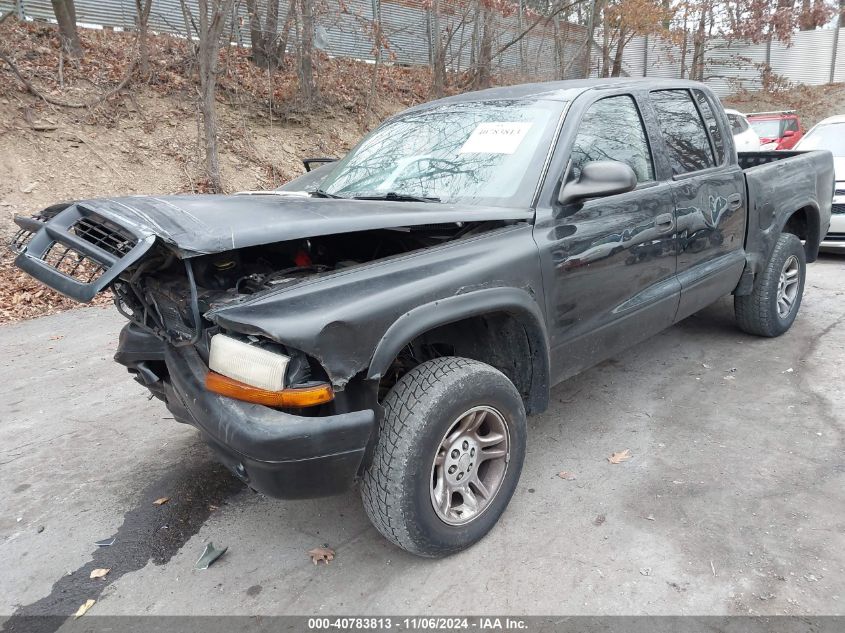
[2,0,843,96]
[621,27,845,96]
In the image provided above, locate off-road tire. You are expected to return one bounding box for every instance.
[735,232,806,337]
[361,357,526,557]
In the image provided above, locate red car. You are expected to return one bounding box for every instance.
[747,110,804,150]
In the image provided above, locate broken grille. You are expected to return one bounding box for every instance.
[8,214,46,253]
[42,241,106,283]
[72,216,136,257]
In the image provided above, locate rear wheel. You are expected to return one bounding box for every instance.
[735,232,806,337]
[361,357,526,557]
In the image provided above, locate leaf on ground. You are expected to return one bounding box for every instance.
[608,449,632,464]
[557,471,576,480]
[308,546,335,565]
[153,497,170,506]
[89,568,110,579]
[73,599,96,618]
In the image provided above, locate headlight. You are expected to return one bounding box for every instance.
[208,334,289,391]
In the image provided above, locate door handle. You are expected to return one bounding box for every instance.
[655,213,674,232]
[727,193,742,210]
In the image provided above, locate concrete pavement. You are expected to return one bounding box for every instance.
[1,257,843,620]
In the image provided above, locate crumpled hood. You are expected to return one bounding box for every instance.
[72,194,533,256]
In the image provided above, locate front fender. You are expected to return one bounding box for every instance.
[207,223,546,394]
[367,287,550,414]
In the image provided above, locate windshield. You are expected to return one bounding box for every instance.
[796,123,845,156]
[749,118,783,139]
[319,99,565,205]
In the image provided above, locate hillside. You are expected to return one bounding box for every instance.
[0,16,435,322]
[2,16,844,323]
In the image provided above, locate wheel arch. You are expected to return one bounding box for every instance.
[366,287,551,415]
[781,204,821,262]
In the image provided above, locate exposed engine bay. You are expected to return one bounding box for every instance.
[112,221,502,349]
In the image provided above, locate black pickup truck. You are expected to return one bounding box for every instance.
[11,79,834,557]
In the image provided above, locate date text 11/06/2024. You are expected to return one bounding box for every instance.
[307,617,529,630]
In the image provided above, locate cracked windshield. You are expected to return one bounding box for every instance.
[318,99,564,204]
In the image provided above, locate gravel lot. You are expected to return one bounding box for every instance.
[1,256,843,620]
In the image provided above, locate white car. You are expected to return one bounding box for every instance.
[795,115,845,252]
[725,109,761,151]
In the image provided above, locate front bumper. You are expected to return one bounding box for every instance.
[116,323,377,498]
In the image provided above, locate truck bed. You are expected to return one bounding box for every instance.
[739,149,834,272]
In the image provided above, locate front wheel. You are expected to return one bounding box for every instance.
[735,232,806,337]
[360,357,527,557]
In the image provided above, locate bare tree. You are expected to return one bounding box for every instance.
[50,0,83,58]
[431,0,447,97]
[135,0,152,75]
[180,0,235,192]
[474,2,494,88]
[245,0,294,69]
[298,0,316,102]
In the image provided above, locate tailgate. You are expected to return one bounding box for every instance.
[10,203,156,302]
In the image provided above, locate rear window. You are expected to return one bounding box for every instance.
[693,90,725,164]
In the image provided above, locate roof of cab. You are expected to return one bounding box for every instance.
[406,78,711,111]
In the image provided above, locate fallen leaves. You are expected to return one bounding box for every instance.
[308,546,335,565]
[89,568,110,580]
[73,599,95,618]
[0,250,112,325]
[557,471,576,480]
[153,497,170,506]
[607,449,632,464]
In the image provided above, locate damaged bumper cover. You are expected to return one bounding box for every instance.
[116,324,376,498]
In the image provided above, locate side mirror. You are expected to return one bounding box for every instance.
[782,130,795,138]
[558,160,638,206]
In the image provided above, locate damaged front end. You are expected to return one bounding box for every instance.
[11,195,531,498]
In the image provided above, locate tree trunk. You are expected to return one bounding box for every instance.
[246,0,283,69]
[611,31,626,77]
[181,0,234,193]
[475,3,493,88]
[298,0,316,102]
[583,0,602,77]
[691,6,707,81]
[431,0,446,97]
[51,0,83,59]
[135,0,152,75]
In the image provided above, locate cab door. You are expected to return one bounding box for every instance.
[533,92,680,385]
[647,88,747,321]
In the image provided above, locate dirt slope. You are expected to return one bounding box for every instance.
[0,17,430,322]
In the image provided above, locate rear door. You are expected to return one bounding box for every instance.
[648,88,747,320]
[533,91,680,385]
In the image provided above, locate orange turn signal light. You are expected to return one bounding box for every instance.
[205,371,334,408]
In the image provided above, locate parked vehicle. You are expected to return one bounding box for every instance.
[748,110,804,150]
[795,114,845,251]
[725,108,760,151]
[10,79,834,557]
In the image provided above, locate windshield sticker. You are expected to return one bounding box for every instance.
[458,122,533,154]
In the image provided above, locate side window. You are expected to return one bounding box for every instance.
[784,118,799,132]
[728,114,749,134]
[650,90,715,175]
[693,89,725,164]
[569,95,654,184]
